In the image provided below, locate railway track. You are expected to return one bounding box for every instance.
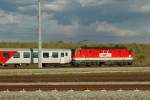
[0,82,150,91]
[0,67,149,91]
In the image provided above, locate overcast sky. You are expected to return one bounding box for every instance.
[0,0,150,43]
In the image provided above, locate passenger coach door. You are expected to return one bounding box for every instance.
[51,52,60,63]
[60,52,65,64]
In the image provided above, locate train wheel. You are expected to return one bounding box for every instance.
[86,62,91,67]
[14,64,21,68]
[98,62,105,67]
[71,62,80,67]
[128,62,133,65]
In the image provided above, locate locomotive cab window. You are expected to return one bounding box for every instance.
[14,52,20,58]
[129,50,132,54]
[108,50,112,53]
[43,52,49,58]
[52,52,58,58]
[23,52,30,58]
[3,52,9,58]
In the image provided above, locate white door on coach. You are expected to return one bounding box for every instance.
[60,52,65,64]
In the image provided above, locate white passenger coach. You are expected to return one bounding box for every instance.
[1,48,72,66]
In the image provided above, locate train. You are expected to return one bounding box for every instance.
[0,48,133,67]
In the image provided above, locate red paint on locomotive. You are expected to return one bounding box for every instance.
[72,48,133,59]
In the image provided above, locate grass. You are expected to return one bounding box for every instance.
[0,67,150,76]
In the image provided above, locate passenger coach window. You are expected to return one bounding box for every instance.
[3,52,9,58]
[43,52,49,58]
[52,52,58,58]
[23,52,30,58]
[14,52,20,58]
[65,52,68,56]
[61,53,64,57]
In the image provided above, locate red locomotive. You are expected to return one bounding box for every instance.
[72,48,133,66]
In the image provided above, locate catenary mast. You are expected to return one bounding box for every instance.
[38,0,42,68]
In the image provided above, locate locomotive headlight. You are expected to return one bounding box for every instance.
[129,55,131,58]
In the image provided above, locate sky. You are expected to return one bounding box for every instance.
[0,0,150,43]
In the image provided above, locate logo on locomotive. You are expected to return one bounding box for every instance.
[99,53,112,58]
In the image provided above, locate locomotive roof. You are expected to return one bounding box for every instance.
[76,48,130,50]
[80,46,127,49]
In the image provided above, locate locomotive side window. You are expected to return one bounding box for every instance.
[61,53,64,57]
[33,52,38,58]
[43,52,49,58]
[14,52,20,58]
[3,52,9,58]
[52,52,58,58]
[23,52,30,58]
